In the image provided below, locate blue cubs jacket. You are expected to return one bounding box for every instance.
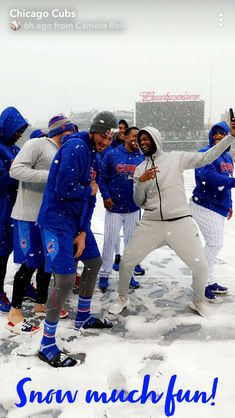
[37,132,99,235]
[192,121,235,217]
[0,107,28,222]
[99,144,144,213]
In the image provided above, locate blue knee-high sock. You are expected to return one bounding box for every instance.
[75,296,92,328]
[40,319,60,360]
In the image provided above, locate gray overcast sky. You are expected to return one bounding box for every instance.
[0,0,234,125]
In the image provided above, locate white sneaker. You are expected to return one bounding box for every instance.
[188,300,210,318]
[109,296,130,315]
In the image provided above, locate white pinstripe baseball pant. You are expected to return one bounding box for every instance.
[114,235,120,256]
[190,201,225,285]
[99,210,140,277]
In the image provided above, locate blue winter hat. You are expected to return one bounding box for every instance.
[48,114,74,138]
[30,129,47,139]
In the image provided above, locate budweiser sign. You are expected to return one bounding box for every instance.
[139,91,201,102]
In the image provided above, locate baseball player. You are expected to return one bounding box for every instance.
[110,119,129,265]
[190,121,235,299]
[7,114,75,334]
[109,119,235,318]
[111,118,128,149]
[100,119,145,276]
[0,107,28,313]
[98,127,144,291]
[101,118,128,267]
[37,111,117,367]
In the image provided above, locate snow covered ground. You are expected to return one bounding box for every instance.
[0,170,235,418]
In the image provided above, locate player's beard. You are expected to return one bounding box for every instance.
[141,140,157,156]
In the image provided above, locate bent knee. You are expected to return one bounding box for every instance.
[83,256,102,271]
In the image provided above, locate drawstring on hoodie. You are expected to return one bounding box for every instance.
[150,155,163,220]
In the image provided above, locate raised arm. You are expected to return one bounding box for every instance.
[181,132,235,171]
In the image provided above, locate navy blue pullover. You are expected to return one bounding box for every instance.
[38,132,98,235]
[99,144,144,213]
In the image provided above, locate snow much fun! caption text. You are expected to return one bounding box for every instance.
[15,373,218,416]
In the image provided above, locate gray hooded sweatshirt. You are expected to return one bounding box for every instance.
[10,136,59,222]
[134,126,235,221]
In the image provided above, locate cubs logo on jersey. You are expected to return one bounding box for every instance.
[115,164,137,174]
[220,162,233,174]
[47,241,55,254]
[20,239,27,249]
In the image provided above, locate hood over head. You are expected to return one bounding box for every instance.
[137,126,163,158]
[209,121,230,148]
[118,119,129,129]
[61,131,90,146]
[0,107,28,144]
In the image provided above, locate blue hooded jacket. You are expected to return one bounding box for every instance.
[30,129,47,139]
[99,144,144,213]
[0,107,28,222]
[37,132,99,235]
[192,121,235,217]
